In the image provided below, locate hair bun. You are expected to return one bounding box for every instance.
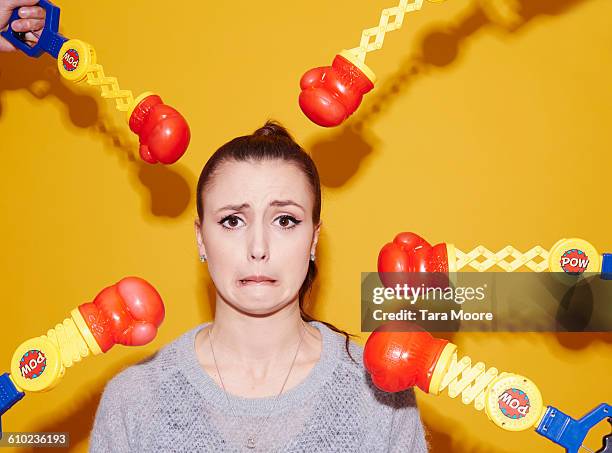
[253,120,293,140]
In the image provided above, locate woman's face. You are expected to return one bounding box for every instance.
[195,159,320,315]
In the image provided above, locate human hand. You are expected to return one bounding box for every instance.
[0,0,46,52]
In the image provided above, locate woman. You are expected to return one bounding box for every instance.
[90,121,428,452]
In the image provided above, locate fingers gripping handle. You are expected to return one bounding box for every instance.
[0,0,67,57]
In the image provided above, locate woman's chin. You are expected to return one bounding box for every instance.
[230,293,294,315]
[237,303,286,316]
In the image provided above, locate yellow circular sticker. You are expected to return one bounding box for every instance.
[57,39,96,82]
[10,337,63,393]
[548,238,600,275]
[485,373,544,431]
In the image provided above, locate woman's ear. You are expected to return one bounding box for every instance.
[311,221,322,256]
[194,219,207,258]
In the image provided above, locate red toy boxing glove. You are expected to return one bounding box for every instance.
[299,52,376,127]
[378,232,451,274]
[129,94,191,164]
[378,232,455,289]
[363,322,449,393]
[78,276,165,353]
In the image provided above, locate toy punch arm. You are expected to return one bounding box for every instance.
[0,277,164,438]
[0,0,67,57]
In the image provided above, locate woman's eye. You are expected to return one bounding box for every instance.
[218,215,301,230]
[275,215,301,229]
[219,215,244,229]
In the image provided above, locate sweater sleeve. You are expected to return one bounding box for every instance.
[388,389,429,453]
[88,376,133,453]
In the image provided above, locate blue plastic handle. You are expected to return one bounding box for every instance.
[601,253,612,280]
[536,403,612,453]
[0,373,25,440]
[0,0,68,58]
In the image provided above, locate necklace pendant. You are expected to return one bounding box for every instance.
[246,436,256,449]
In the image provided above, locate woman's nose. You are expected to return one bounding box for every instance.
[250,251,267,261]
[249,244,268,261]
[248,225,269,262]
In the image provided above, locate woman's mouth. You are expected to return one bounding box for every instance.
[238,276,277,286]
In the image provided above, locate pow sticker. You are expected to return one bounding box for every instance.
[62,48,80,72]
[19,349,47,379]
[498,388,530,419]
[560,249,589,274]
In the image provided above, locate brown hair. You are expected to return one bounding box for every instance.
[196,120,357,362]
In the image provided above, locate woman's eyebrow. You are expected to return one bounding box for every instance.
[215,200,304,213]
[215,202,249,213]
[270,200,305,211]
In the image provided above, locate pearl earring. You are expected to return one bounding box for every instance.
[310,253,316,262]
[199,255,207,263]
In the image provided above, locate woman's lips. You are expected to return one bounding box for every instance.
[238,279,277,286]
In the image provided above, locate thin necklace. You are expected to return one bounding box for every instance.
[209,322,305,450]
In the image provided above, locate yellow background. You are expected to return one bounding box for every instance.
[1,0,611,451]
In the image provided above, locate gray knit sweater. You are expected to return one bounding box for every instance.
[89,321,429,452]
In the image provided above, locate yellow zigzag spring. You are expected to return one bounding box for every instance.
[43,317,92,369]
[85,64,134,112]
[348,0,427,62]
[57,39,136,115]
[437,351,500,410]
[454,245,549,272]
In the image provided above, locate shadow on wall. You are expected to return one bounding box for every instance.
[539,274,612,349]
[306,0,590,189]
[0,51,192,219]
